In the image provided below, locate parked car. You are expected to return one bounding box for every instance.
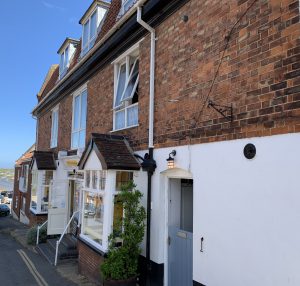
[6,193,12,204]
[0,195,5,204]
[0,204,10,216]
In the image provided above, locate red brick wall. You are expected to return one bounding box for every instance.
[37,95,72,151]
[12,166,21,218]
[38,0,300,153]
[78,240,104,285]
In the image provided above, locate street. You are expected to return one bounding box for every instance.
[0,216,77,286]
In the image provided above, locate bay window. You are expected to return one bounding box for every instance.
[71,87,87,150]
[113,48,139,130]
[30,170,53,214]
[50,106,59,148]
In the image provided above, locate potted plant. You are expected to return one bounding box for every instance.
[101,181,146,286]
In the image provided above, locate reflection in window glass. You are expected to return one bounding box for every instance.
[41,186,49,212]
[92,171,97,189]
[113,196,123,235]
[99,171,106,190]
[116,171,133,191]
[82,192,104,245]
[31,171,38,210]
[86,171,90,188]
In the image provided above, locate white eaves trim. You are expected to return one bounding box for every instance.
[32,0,149,116]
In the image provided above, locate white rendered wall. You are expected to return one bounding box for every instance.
[136,133,300,286]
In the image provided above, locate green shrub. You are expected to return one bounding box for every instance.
[27,225,47,245]
[101,181,146,280]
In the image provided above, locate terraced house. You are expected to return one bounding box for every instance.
[31,0,300,285]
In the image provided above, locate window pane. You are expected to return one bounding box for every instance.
[82,192,104,245]
[80,90,87,129]
[115,110,125,130]
[99,171,106,191]
[115,64,126,107]
[124,0,135,11]
[73,96,80,131]
[83,21,89,48]
[41,186,49,212]
[79,130,86,148]
[127,104,138,126]
[116,171,133,191]
[113,196,123,235]
[86,171,90,188]
[122,59,139,101]
[64,47,69,69]
[92,171,97,189]
[90,12,97,40]
[44,171,53,185]
[72,132,79,149]
[31,171,38,210]
[59,54,64,74]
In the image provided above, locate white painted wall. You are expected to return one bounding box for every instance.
[136,133,300,286]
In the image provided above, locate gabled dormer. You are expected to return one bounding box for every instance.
[58,38,79,79]
[119,0,136,16]
[79,0,110,57]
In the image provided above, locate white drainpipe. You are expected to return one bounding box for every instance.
[137,6,155,149]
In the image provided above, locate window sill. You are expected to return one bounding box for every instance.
[110,124,139,133]
[79,234,106,256]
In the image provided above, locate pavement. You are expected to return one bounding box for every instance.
[0,215,95,286]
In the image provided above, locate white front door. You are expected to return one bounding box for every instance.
[47,180,68,235]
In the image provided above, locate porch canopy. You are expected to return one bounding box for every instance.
[78,133,140,171]
[30,151,57,170]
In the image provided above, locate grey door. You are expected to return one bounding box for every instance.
[168,179,193,286]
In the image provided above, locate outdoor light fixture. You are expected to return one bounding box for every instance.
[166,150,176,169]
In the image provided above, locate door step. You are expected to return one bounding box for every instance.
[36,234,78,265]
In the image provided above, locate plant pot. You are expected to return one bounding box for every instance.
[103,277,137,286]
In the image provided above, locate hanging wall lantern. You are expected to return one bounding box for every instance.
[166,150,176,169]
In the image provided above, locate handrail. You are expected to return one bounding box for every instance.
[36,220,48,245]
[54,211,79,266]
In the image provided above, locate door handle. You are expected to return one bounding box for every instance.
[200,237,204,252]
[168,236,171,246]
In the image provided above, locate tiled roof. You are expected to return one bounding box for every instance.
[31,151,57,170]
[15,144,35,166]
[78,133,140,170]
[36,0,121,103]
[38,65,59,101]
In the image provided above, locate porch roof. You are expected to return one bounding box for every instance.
[31,151,57,170]
[78,133,140,171]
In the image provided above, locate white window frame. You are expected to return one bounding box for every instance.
[121,0,135,15]
[30,170,53,214]
[71,85,87,150]
[50,106,59,148]
[81,10,98,57]
[113,47,139,131]
[59,47,70,79]
[81,169,106,250]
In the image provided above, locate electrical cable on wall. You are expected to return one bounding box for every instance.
[192,0,258,127]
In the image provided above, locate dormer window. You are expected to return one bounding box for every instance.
[80,0,110,57]
[57,38,79,79]
[59,47,69,78]
[120,0,135,16]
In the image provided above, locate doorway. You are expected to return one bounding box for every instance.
[168,178,193,286]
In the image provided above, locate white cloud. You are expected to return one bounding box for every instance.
[42,1,65,11]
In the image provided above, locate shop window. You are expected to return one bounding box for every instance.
[30,170,53,214]
[116,171,133,191]
[82,192,104,245]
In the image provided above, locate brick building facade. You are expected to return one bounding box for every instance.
[31,0,300,285]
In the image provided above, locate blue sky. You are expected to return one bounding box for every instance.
[0,1,90,168]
